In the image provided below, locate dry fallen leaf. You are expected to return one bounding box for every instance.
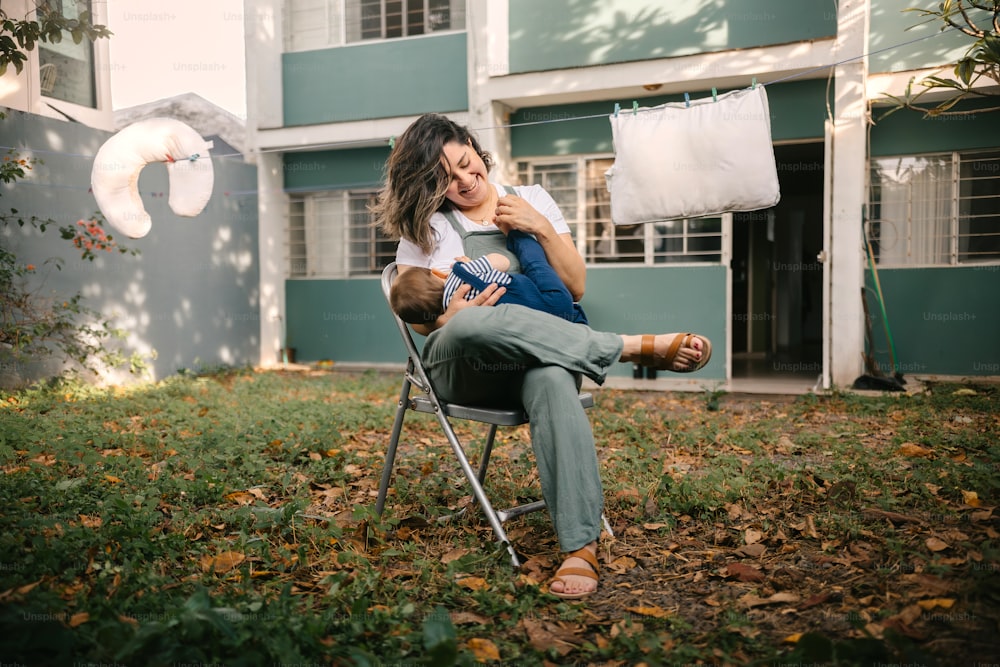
[961,490,982,507]
[225,491,255,505]
[200,551,246,573]
[606,556,637,574]
[925,537,950,552]
[898,443,934,458]
[725,562,765,583]
[741,592,800,608]
[917,598,955,610]
[455,576,490,591]
[737,543,767,558]
[625,605,671,619]
[68,612,90,628]
[451,611,491,626]
[466,638,500,663]
[441,548,470,564]
[520,618,578,656]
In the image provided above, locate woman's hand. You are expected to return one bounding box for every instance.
[495,195,552,237]
[495,194,587,301]
[432,282,506,329]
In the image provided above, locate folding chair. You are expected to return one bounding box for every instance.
[374,262,594,567]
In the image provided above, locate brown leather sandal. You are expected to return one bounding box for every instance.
[638,333,712,373]
[549,547,599,600]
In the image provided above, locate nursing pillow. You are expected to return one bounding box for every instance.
[91,118,215,238]
[605,85,780,224]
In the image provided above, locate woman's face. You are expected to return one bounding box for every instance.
[441,140,489,209]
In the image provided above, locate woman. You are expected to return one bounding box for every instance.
[373,113,710,599]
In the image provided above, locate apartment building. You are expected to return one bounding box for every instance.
[245,0,1000,390]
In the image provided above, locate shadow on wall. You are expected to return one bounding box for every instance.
[508,0,973,81]
[507,0,840,74]
[0,110,259,387]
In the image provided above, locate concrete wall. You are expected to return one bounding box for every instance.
[281,32,468,126]
[0,110,259,386]
[507,0,837,73]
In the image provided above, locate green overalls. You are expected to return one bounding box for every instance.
[422,187,623,552]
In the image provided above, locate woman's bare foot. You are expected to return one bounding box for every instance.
[549,541,599,598]
[619,333,710,372]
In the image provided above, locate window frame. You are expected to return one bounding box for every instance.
[37,0,98,108]
[286,189,394,279]
[868,148,1000,268]
[283,0,465,52]
[517,155,725,268]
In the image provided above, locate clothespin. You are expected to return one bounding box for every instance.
[389,136,396,149]
[614,102,620,117]
[711,87,718,102]
[188,153,200,162]
[751,77,757,89]
[684,92,690,108]
[632,100,639,115]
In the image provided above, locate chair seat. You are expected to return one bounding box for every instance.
[409,392,593,426]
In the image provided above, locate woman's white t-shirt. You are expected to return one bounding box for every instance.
[395,183,570,272]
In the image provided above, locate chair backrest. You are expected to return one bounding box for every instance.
[381,262,433,394]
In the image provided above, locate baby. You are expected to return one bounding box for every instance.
[391,230,588,326]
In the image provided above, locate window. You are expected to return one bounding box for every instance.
[518,157,723,265]
[287,191,395,278]
[286,159,726,279]
[284,0,464,51]
[37,0,96,107]
[869,150,1000,267]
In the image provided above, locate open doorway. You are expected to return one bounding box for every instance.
[731,142,825,382]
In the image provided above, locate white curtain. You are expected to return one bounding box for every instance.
[873,156,952,266]
[306,195,347,277]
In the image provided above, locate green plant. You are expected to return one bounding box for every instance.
[0,5,112,76]
[0,11,143,383]
[879,0,1000,118]
[1,210,145,377]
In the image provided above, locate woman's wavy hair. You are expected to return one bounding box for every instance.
[372,114,493,254]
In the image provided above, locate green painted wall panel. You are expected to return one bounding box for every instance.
[282,33,468,126]
[871,99,1000,156]
[869,0,978,74]
[285,266,727,380]
[865,268,1000,376]
[284,147,390,191]
[583,266,727,379]
[285,278,404,363]
[510,79,827,157]
[508,0,836,73]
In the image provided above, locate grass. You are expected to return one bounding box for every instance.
[0,367,998,666]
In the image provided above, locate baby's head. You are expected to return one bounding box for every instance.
[390,268,445,325]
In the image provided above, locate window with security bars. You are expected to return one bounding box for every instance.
[287,191,395,278]
[517,158,723,265]
[284,0,464,51]
[868,149,1000,267]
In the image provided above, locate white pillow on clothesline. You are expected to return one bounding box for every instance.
[605,85,780,225]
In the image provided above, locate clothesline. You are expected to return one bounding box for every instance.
[0,22,965,163]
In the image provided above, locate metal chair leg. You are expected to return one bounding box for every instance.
[375,375,412,516]
[476,424,498,485]
[432,408,522,567]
